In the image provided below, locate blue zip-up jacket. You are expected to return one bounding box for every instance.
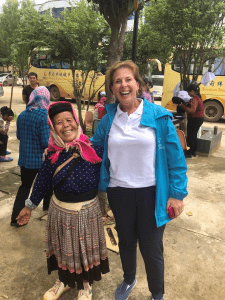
[90,99,188,227]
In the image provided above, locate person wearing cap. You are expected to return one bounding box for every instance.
[10,86,52,226]
[16,101,109,300]
[179,84,204,158]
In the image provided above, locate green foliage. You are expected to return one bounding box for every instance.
[40,0,110,128]
[141,0,225,88]
[0,0,110,129]
[0,0,20,68]
[0,0,46,75]
[11,0,42,78]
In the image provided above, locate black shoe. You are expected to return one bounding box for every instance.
[10,220,27,227]
[10,220,18,227]
[185,152,192,158]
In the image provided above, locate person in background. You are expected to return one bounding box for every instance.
[93,92,113,224]
[11,86,52,226]
[91,60,188,300]
[0,106,14,162]
[22,72,38,106]
[16,101,109,300]
[179,83,204,158]
[93,91,106,120]
[142,77,154,103]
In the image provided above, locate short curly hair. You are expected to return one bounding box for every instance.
[105,60,144,94]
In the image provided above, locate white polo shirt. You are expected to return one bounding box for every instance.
[108,100,156,188]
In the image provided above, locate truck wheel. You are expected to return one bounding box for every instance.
[50,86,60,102]
[3,81,8,86]
[204,100,223,122]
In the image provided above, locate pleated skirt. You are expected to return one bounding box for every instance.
[45,196,110,289]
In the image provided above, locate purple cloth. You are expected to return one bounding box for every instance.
[142,91,153,103]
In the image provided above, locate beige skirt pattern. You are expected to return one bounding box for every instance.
[45,195,109,289]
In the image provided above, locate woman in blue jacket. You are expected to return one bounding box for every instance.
[91,60,188,300]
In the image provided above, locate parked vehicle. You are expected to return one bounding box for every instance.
[0,73,17,86]
[162,57,225,122]
[29,50,105,102]
[0,82,4,97]
[151,75,164,100]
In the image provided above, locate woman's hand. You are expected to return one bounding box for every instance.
[43,148,48,161]
[16,207,32,225]
[167,197,184,218]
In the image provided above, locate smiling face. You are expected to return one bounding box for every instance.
[28,75,37,87]
[53,111,78,143]
[111,67,140,111]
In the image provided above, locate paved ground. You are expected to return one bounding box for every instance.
[0,87,225,300]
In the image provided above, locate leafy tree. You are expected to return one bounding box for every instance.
[88,0,150,102]
[0,0,20,70]
[140,0,225,89]
[11,0,42,85]
[89,0,146,67]
[42,0,109,130]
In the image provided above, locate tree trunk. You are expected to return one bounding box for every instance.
[71,67,85,132]
[106,18,127,103]
[107,25,120,67]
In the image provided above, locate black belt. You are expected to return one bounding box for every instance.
[54,188,98,203]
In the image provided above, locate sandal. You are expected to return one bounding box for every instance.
[0,156,13,162]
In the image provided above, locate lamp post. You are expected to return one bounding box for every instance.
[131,5,142,62]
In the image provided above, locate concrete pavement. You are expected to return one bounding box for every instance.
[0,91,225,299]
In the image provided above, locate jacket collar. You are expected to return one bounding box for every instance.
[106,98,172,129]
[141,99,173,129]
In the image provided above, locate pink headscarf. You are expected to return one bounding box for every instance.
[47,101,102,164]
[27,86,50,111]
[95,96,106,109]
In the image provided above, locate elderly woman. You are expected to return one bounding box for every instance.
[17,101,109,300]
[90,60,188,300]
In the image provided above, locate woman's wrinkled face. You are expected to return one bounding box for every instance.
[111,67,139,107]
[53,111,78,143]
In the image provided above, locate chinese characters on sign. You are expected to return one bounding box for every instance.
[48,71,71,77]
[209,80,223,87]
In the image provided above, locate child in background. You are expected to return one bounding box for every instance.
[0,106,14,162]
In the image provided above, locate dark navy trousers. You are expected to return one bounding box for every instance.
[107,186,165,299]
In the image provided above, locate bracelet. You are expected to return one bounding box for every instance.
[25,198,37,210]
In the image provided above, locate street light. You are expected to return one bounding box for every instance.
[132,4,143,62]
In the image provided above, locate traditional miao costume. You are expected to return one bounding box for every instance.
[25,102,109,294]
